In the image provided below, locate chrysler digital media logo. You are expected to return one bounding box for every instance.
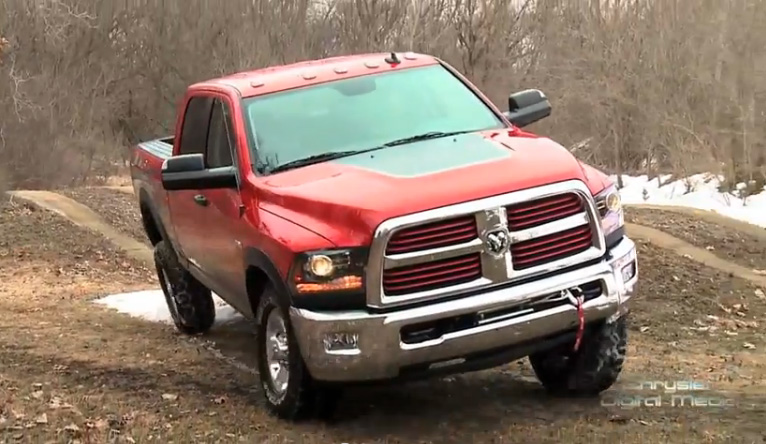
[601,380,759,410]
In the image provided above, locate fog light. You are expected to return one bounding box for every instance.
[621,261,636,282]
[323,332,360,355]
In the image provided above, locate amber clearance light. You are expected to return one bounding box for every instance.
[295,275,363,293]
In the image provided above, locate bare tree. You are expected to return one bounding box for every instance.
[0,0,764,191]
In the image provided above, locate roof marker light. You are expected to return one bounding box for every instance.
[365,61,380,69]
[334,66,348,74]
[250,80,264,88]
[403,52,418,60]
[302,71,317,80]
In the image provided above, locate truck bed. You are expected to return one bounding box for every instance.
[130,135,176,247]
[138,136,174,160]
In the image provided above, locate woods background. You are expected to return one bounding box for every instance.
[1,0,765,195]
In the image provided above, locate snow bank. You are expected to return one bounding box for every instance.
[95,290,242,325]
[614,173,766,229]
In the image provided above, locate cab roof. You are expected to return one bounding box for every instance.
[190,52,441,98]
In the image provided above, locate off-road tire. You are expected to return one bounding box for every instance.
[154,240,216,335]
[255,287,341,421]
[529,315,627,396]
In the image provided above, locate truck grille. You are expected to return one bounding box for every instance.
[386,215,478,255]
[382,253,482,296]
[511,225,593,270]
[506,193,584,230]
[367,181,606,308]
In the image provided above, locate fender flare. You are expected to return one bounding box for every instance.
[137,188,171,245]
[243,247,293,310]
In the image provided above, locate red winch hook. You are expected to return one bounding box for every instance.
[566,287,585,352]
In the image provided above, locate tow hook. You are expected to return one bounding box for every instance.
[562,286,585,352]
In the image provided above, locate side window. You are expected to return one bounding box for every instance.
[178,96,214,156]
[205,99,235,168]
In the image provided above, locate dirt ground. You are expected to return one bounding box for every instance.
[57,188,149,247]
[2,191,766,443]
[626,207,766,273]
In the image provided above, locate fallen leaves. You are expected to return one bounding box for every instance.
[63,422,81,435]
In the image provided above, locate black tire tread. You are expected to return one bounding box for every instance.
[530,316,628,396]
[154,240,216,335]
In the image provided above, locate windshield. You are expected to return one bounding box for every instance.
[242,64,506,174]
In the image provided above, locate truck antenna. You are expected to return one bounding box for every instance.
[385,52,401,64]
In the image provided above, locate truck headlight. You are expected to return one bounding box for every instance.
[594,185,624,246]
[291,248,366,294]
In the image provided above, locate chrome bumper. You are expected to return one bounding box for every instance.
[290,237,638,382]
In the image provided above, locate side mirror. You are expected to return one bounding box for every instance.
[161,153,238,191]
[502,89,551,128]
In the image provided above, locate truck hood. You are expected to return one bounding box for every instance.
[257,129,604,246]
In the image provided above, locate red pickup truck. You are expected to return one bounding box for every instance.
[130,52,638,420]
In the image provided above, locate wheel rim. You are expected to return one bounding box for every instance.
[265,308,290,397]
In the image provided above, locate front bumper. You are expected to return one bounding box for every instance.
[290,237,638,382]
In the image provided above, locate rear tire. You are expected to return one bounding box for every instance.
[255,287,340,421]
[529,316,628,396]
[154,240,216,335]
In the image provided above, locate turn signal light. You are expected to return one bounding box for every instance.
[295,275,363,293]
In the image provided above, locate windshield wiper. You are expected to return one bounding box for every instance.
[267,149,382,174]
[266,130,476,174]
[382,130,473,147]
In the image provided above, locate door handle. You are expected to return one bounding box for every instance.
[193,194,208,206]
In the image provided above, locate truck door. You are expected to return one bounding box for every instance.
[167,94,249,313]
[192,97,249,310]
[167,95,214,270]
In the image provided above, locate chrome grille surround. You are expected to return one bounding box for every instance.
[366,180,606,309]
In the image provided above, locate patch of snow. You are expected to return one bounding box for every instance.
[613,173,766,228]
[95,290,243,325]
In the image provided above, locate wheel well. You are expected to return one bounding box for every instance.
[138,195,163,246]
[246,266,270,316]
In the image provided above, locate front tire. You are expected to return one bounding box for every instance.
[154,240,216,335]
[529,316,628,396]
[255,287,340,421]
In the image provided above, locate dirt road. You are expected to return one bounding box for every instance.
[1,188,765,443]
